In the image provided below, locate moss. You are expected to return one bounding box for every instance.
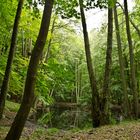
[5,100,20,112]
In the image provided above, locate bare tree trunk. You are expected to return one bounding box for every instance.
[124,0,138,118]
[100,7,113,125]
[45,16,56,63]
[114,4,129,117]
[130,20,140,37]
[26,22,32,58]
[0,0,24,119]
[5,0,54,139]
[21,29,25,57]
[26,38,32,58]
[79,0,100,127]
[117,2,140,38]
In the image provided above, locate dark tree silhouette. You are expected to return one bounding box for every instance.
[5,0,54,139]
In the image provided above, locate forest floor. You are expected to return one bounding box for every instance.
[0,101,140,140]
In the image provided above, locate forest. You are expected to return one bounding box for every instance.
[0,0,140,139]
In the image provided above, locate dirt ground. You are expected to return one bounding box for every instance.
[1,109,140,140]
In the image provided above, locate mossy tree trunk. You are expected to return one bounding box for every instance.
[100,6,113,125]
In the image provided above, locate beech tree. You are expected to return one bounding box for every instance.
[5,0,54,139]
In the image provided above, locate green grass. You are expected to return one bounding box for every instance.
[5,100,20,112]
[0,126,9,139]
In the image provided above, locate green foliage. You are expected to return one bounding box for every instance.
[86,0,116,9]
[46,128,60,135]
[5,100,20,112]
[38,112,53,125]
[55,0,80,19]
[0,0,140,130]
[0,55,27,97]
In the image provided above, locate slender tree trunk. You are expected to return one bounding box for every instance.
[100,7,113,125]
[117,2,140,38]
[74,60,79,127]
[45,17,56,63]
[114,4,129,117]
[124,0,138,118]
[26,38,32,58]
[26,22,32,58]
[0,0,24,119]
[79,0,100,127]
[79,65,82,97]
[75,60,78,103]
[124,55,131,91]
[5,0,54,139]
[21,29,25,57]
[130,20,140,38]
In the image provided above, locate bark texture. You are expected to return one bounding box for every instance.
[0,0,24,119]
[45,17,56,63]
[100,7,113,125]
[124,0,138,118]
[5,0,54,139]
[79,0,100,127]
[117,2,140,38]
[114,4,129,117]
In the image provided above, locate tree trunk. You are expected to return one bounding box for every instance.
[5,0,54,139]
[0,0,24,119]
[124,0,138,118]
[114,4,129,117]
[100,7,113,125]
[79,0,100,127]
[130,19,140,38]
[21,29,25,57]
[26,38,32,58]
[45,16,56,63]
[117,2,140,38]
